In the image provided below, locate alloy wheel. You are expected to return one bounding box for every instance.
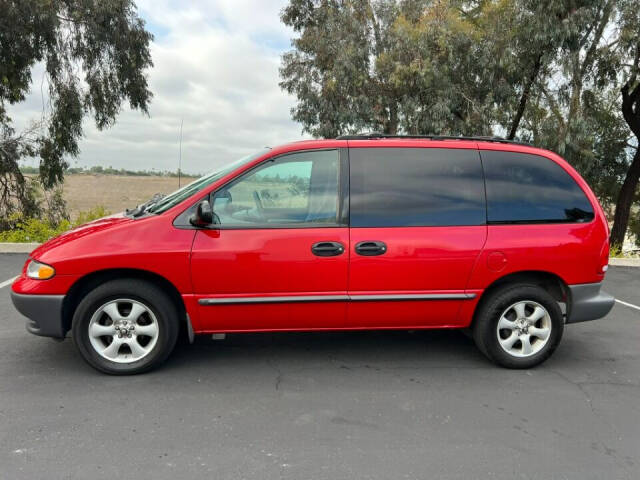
[496,300,552,358]
[88,299,159,364]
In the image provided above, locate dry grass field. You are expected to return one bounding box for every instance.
[62,174,197,217]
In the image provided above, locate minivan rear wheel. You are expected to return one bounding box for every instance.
[72,279,179,375]
[473,285,563,368]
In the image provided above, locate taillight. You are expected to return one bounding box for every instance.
[599,241,610,274]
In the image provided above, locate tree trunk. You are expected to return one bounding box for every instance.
[508,54,542,140]
[385,103,398,134]
[614,68,640,249]
[610,147,640,248]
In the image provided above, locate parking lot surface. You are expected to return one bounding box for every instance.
[1,253,638,479]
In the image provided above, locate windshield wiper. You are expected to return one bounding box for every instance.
[126,193,165,218]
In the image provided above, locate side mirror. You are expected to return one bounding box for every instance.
[190,199,214,226]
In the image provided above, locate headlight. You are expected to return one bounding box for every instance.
[26,260,56,280]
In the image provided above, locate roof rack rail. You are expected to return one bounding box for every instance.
[335,133,531,146]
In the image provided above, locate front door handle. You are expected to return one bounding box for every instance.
[311,241,345,257]
[355,241,387,256]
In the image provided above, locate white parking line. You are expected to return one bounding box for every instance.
[0,276,17,289]
[616,298,640,312]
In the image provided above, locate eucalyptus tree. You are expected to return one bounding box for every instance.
[280,0,406,137]
[0,0,153,229]
[279,0,592,139]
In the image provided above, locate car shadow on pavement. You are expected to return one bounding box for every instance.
[165,329,482,370]
[167,328,618,378]
[6,327,608,379]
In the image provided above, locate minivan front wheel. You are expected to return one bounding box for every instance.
[473,285,563,368]
[72,279,179,375]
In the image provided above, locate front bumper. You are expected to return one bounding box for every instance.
[11,291,66,338]
[566,282,615,323]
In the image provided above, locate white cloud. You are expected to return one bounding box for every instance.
[8,0,307,175]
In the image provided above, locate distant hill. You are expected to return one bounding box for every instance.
[20,165,204,177]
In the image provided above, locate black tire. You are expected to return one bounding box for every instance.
[473,284,564,369]
[72,279,179,375]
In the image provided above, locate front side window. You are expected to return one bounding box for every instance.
[212,149,340,227]
[350,147,486,227]
[147,148,270,214]
[482,151,594,224]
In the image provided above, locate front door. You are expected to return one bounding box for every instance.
[347,146,488,328]
[190,148,349,332]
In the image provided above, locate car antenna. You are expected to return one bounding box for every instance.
[178,118,184,188]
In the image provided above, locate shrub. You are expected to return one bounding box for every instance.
[629,213,640,248]
[74,206,110,225]
[0,206,110,243]
[609,244,624,258]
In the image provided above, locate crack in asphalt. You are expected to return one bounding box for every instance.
[551,369,598,415]
[265,358,283,391]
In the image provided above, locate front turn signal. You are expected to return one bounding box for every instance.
[26,260,56,280]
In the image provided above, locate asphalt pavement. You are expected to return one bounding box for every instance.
[0,253,638,479]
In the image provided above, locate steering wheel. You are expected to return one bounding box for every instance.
[253,190,265,216]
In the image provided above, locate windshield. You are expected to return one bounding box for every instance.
[146,148,270,214]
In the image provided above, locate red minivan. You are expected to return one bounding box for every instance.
[11,135,614,374]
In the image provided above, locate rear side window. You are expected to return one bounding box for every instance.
[481,150,594,224]
[350,148,485,227]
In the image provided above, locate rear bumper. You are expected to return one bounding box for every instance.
[566,282,615,324]
[10,291,66,338]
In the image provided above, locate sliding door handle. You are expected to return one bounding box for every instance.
[355,241,387,256]
[311,241,345,257]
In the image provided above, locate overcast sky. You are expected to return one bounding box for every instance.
[11,0,308,175]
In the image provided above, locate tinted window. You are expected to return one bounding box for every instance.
[212,149,340,227]
[482,151,594,223]
[350,148,485,227]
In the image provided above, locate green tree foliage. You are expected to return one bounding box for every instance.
[280,0,493,137]
[0,0,152,230]
[279,0,584,138]
[0,205,110,243]
[280,0,640,248]
[281,0,398,137]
